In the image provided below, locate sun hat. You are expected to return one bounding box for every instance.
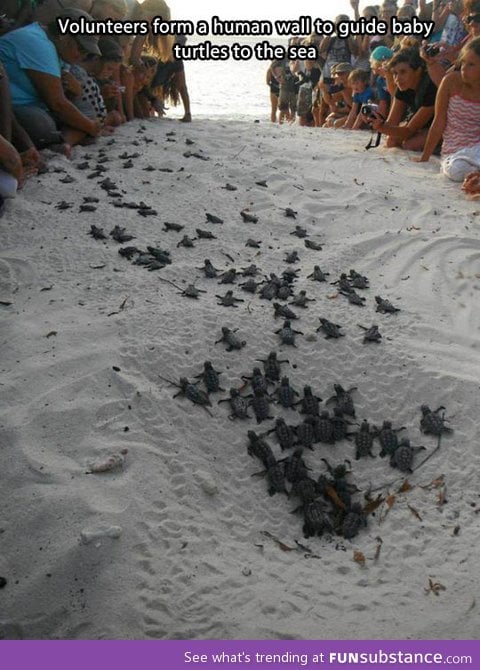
[370,46,394,62]
[332,62,353,75]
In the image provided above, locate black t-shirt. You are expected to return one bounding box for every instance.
[394,73,437,117]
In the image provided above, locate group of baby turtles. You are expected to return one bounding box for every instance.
[160,349,452,540]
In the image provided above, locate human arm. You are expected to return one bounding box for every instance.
[130,34,147,65]
[61,70,82,98]
[26,70,100,136]
[0,134,24,184]
[350,0,360,21]
[418,72,454,161]
[372,97,435,142]
[344,101,359,129]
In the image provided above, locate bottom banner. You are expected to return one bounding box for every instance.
[1,640,477,670]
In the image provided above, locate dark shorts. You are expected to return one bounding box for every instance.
[13,105,63,149]
[279,89,297,113]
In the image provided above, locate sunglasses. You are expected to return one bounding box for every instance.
[466,13,480,24]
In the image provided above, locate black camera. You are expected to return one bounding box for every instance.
[424,43,441,57]
[361,103,379,117]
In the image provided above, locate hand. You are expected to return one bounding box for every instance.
[100,82,120,100]
[88,119,102,137]
[350,0,359,7]
[462,171,480,196]
[413,155,429,162]
[61,71,82,97]
[0,138,25,186]
[370,111,385,132]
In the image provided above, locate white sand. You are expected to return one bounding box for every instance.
[0,118,479,640]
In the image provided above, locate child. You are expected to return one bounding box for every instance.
[273,59,299,123]
[370,46,394,118]
[344,69,375,129]
[321,62,353,128]
[418,36,480,181]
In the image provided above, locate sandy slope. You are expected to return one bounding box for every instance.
[0,118,479,640]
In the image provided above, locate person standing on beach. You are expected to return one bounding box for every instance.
[417,37,480,182]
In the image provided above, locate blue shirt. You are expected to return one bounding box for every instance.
[374,76,390,103]
[353,86,375,106]
[0,23,61,108]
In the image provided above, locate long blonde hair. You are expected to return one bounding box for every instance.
[132,0,174,62]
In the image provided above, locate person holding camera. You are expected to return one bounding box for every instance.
[370,47,437,151]
[417,36,480,184]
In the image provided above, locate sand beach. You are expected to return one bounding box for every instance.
[0,118,479,640]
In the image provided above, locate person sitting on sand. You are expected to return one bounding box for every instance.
[370,47,437,151]
[344,69,375,130]
[417,36,480,182]
[321,63,353,128]
[370,46,394,118]
[0,8,101,153]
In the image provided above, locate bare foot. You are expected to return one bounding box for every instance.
[50,143,72,159]
[179,114,192,123]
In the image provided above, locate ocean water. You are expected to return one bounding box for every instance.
[168,36,283,120]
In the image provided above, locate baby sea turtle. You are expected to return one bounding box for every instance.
[218,388,250,420]
[349,269,370,289]
[259,279,279,301]
[256,351,289,382]
[249,388,274,424]
[331,407,354,442]
[420,405,452,436]
[304,239,323,251]
[83,196,99,204]
[166,376,213,416]
[273,303,298,320]
[285,251,300,264]
[79,204,97,213]
[240,278,261,293]
[275,319,303,347]
[197,259,219,278]
[289,290,315,308]
[283,207,297,219]
[327,384,357,417]
[295,416,316,450]
[282,448,310,484]
[180,285,207,299]
[205,212,224,224]
[375,296,400,313]
[275,376,299,408]
[118,246,140,260]
[110,226,135,243]
[290,477,318,507]
[314,411,335,444]
[255,179,268,188]
[222,183,237,191]
[296,386,322,416]
[55,200,73,210]
[88,225,107,240]
[240,210,258,223]
[146,247,172,265]
[194,361,224,393]
[216,290,244,307]
[218,268,238,284]
[358,324,382,343]
[276,281,293,301]
[177,235,196,248]
[374,420,406,457]
[268,418,296,451]
[342,503,367,539]
[390,438,426,472]
[215,327,245,352]
[331,273,354,293]
[308,266,329,282]
[247,431,276,468]
[281,267,300,283]
[241,264,260,277]
[316,318,344,339]
[196,228,217,240]
[303,500,331,538]
[265,462,287,496]
[290,226,308,238]
[341,290,365,307]
[242,367,269,394]
[245,239,262,248]
[354,420,375,460]
[163,222,184,232]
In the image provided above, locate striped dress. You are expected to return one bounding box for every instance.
[442,94,480,156]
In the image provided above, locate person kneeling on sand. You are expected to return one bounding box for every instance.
[418,37,480,188]
[343,69,375,130]
[0,8,101,154]
[370,47,437,151]
[321,63,353,128]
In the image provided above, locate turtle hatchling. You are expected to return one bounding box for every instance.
[349,269,370,289]
[289,477,318,505]
[247,431,276,468]
[284,251,300,264]
[249,388,274,424]
[245,239,262,248]
[295,417,316,450]
[354,420,375,460]
[341,290,365,307]
[314,411,335,444]
[375,296,400,313]
[198,259,219,278]
[308,266,329,282]
[283,207,297,219]
[289,290,315,308]
[265,463,287,496]
[358,324,382,343]
[374,420,406,457]
[275,319,303,347]
[196,228,217,240]
[283,448,310,484]
[290,226,308,238]
[171,377,213,416]
[342,503,367,539]
[89,225,107,240]
[179,285,206,299]
[177,235,196,248]
[331,273,353,293]
[205,212,224,224]
[316,318,344,339]
[304,240,323,251]
[268,418,296,451]
[331,407,354,442]
[303,500,331,538]
[215,327,245,352]
[242,367,269,394]
[110,226,135,243]
[218,388,250,420]
[275,376,299,408]
[163,222,184,233]
[194,361,224,393]
[240,210,258,224]
[390,438,426,472]
[241,264,260,277]
[240,278,261,293]
[327,384,357,417]
[218,268,238,284]
[420,405,453,436]
[256,351,289,382]
[297,386,322,417]
[216,290,244,307]
[273,303,298,320]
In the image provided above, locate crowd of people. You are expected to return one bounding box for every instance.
[267,0,480,194]
[2,0,480,200]
[0,0,191,201]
